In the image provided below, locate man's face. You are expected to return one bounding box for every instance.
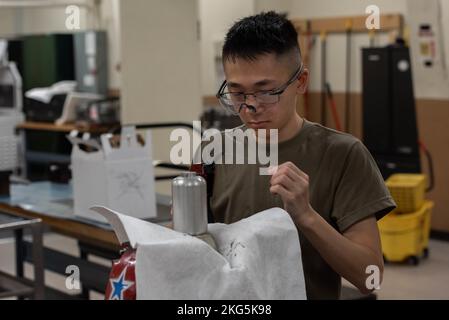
[223,53,307,133]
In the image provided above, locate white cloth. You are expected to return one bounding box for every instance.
[92,206,306,300]
[25,81,77,104]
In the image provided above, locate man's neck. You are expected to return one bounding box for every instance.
[278,114,303,143]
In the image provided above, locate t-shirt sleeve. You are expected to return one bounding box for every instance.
[331,140,396,232]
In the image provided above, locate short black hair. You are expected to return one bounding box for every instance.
[222,11,301,63]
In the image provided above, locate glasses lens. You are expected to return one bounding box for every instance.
[256,93,279,105]
[218,93,240,114]
[219,94,236,114]
[218,88,282,115]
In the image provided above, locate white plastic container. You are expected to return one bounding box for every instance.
[71,126,157,223]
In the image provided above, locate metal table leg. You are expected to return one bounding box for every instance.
[14,229,24,278]
[31,223,44,299]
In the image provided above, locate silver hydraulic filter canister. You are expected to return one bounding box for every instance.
[172,172,208,236]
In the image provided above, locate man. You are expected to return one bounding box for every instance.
[205,11,396,300]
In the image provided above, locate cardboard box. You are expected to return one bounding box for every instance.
[71,126,157,223]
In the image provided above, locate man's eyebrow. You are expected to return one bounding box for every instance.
[227,82,242,88]
[254,79,277,86]
[227,79,277,89]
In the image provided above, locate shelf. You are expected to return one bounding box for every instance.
[16,122,115,134]
[292,13,403,34]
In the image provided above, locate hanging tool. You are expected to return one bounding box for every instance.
[345,19,352,132]
[325,82,342,132]
[320,30,327,126]
[369,28,376,48]
[418,140,435,192]
[303,20,315,119]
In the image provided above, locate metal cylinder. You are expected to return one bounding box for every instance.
[172,172,208,235]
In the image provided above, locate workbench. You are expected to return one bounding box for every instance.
[0,181,171,299]
[0,182,376,300]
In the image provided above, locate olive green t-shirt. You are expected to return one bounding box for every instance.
[203,119,396,300]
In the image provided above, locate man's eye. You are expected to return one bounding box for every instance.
[257,90,276,97]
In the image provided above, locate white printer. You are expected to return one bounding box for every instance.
[0,40,25,178]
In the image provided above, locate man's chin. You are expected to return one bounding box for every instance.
[251,126,279,142]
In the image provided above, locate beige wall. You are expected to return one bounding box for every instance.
[407,0,449,99]
[119,0,202,163]
[255,0,292,13]
[199,0,254,96]
[18,6,90,34]
[98,0,121,89]
[290,0,407,19]
[0,9,18,37]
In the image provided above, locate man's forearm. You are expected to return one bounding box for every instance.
[295,209,383,293]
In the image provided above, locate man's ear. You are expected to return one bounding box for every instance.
[296,68,309,94]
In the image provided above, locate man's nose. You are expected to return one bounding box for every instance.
[245,94,258,105]
[243,94,261,113]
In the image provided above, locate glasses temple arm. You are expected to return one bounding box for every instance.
[216,80,227,98]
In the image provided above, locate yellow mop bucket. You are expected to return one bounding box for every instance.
[378,201,433,265]
[386,174,426,213]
